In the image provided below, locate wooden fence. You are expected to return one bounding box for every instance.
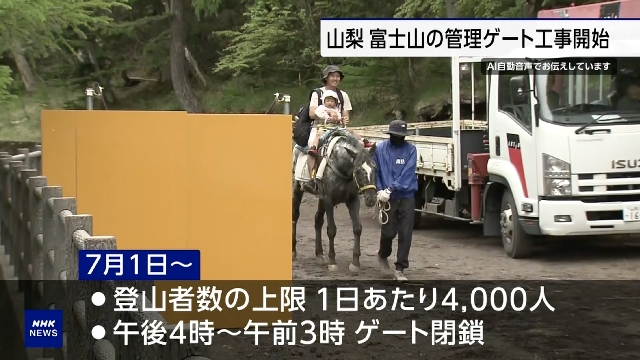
[0,147,212,360]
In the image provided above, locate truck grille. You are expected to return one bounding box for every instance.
[576,171,640,195]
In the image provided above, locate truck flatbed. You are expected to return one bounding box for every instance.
[351,120,487,189]
[351,119,487,135]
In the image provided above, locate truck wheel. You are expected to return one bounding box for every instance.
[500,188,533,259]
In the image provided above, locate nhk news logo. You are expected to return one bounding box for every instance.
[24,310,63,348]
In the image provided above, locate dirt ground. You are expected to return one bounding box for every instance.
[293,195,640,281]
[208,280,640,360]
[196,194,638,359]
[5,193,640,359]
[200,193,640,359]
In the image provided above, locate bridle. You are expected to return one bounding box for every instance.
[355,176,377,193]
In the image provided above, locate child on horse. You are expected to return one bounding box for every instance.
[305,90,370,194]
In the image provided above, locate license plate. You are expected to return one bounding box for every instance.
[623,205,640,222]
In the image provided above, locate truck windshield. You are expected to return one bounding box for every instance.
[536,57,640,124]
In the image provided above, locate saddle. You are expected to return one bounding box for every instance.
[316,127,352,158]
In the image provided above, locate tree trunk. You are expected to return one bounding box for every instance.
[184,47,207,88]
[169,0,203,113]
[10,41,37,94]
[444,0,457,18]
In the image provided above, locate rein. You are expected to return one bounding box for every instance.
[375,200,391,225]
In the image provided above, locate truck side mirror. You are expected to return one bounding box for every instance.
[509,75,528,105]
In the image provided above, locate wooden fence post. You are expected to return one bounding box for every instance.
[0,155,12,253]
[27,176,47,310]
[10,161,27,290]
[80,234,118,360]
[41,186,63,359]
[19,169,38,306]
[18,148,30,168]
[0,148,214,360]
[61,211,93,360]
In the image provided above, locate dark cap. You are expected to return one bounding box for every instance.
[384,120,411,137]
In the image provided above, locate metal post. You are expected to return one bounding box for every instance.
[86,88,95,110]
[283,94,291,115]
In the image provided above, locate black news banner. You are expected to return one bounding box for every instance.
[16,279,640,359]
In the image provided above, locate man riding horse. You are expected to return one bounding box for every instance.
[304,65,371,196]
[291,65,378,273]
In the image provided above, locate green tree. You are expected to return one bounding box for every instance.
[0,0,129,102]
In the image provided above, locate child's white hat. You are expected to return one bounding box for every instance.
[322,90,340,102]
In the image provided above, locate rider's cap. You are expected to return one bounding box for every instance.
[321,89,340,103]
[322,65,344,82]
[384,120,411,137]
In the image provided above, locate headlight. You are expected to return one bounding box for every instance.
[542,153,571,196]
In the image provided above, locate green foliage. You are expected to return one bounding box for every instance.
[191,0,224,19]
[395,0,445,18]
[0,0,619,139]
[0,0,130,56]
[0,0,130,102]
[213,2,322,80]
[0,66,16,103]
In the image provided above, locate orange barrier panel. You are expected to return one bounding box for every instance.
[186,114,292,280]
[74,110,190,250]
[41,110,79,197]
[40,110,292,283]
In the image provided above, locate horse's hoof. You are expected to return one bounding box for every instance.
[328,264,339,272]
[316,256,326,265]
[348,263,360,273]
[292,251,297,261]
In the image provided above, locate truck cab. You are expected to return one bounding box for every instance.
[537,0,640,19]
[350,2,640,259]
[482,57,640,257]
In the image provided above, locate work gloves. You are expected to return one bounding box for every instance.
[376,188,391,203]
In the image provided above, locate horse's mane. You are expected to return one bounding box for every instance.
[338,134,364,151]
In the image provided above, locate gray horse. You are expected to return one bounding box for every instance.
[292,134,378,273]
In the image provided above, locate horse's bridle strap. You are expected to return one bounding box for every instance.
[359,184,377,191]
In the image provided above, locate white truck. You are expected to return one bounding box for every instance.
[352,55,640,258]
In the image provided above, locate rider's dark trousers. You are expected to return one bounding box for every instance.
[378,196,415,271]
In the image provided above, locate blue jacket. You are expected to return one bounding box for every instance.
[372,140,418,200]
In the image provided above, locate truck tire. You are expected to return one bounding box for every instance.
[500,188,534,259]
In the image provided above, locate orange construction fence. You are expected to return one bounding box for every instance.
[41,110,293,327]
[41,110,292,281]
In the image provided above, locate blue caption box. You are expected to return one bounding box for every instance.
[24,310,63,348]
[78,250,201,280]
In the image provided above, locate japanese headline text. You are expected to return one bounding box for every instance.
[319,19,634,58]
[102,284,554,346]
